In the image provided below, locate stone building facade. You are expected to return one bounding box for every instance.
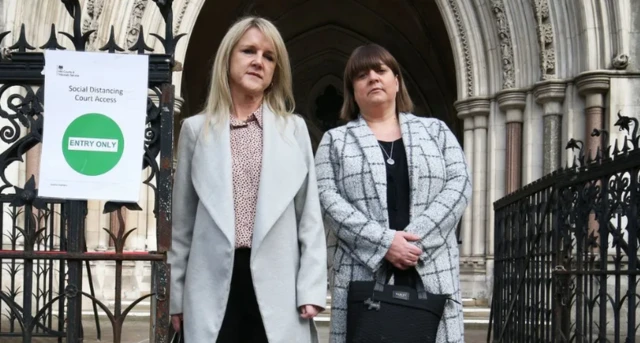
[1,0,639,310]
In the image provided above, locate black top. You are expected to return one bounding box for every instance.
[378,138,411,231]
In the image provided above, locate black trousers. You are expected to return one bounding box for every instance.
[217,248,268,343]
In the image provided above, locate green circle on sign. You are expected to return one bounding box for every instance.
[62,113,124,176]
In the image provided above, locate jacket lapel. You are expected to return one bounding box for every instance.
[347,117,388,223]
[398,113,422,220]
[191,116,235,246]
[252,106,307,256]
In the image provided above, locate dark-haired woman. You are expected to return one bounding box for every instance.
[315,44,471,343]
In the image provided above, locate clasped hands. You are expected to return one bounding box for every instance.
[384,231,423,270]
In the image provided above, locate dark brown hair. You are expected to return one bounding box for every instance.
[340,44,414,121]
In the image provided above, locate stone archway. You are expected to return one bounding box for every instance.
[4,0,639,319]
[179,0,460,146]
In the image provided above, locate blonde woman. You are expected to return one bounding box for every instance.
[316,44,471,342]
[168,17,326,342]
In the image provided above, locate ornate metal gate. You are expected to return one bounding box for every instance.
[0,0,181,341]
[490,113,640,342]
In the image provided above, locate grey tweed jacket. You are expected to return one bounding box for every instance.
[315,113,471,343]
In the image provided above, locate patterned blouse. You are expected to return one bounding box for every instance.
[229,106,263,248]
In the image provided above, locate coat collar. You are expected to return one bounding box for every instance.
[346,113,421,224]
[191,105,306,254]
[251,106,306,256]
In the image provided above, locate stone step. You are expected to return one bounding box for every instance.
[81,297,491,330]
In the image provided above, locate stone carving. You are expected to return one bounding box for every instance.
[126,0,150,49]
[536,0,549,19]
[174,0,191,35]
[531,0,556,79]
[491,0,515,89]
[448,0,474,97]
[543,48,555,73]
[612,53,629,70]
[542,23,553,44]
[82,0,105,49]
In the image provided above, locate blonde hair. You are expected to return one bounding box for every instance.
[202,16,295,128]
[340,44,413,121]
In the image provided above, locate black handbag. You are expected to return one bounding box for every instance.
[346,266,453,343]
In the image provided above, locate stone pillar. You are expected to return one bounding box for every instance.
[456,98,491,259]
[86,200,103,251]
[97,200,111,250]
[109,209,124,249]
[25,130,42,241]
[533,81,567,175]
[25,144,41,185]
[125,207,138,251]
[454,100,475,257]
[146,183,157,251]
[135,170,149,252]
[470,100,490,258]
[497,90,527,194]
[576,73,610,249]
[576,73,610,159]
[173,97,185,153]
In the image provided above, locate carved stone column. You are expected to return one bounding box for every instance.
[172,96,185,169]
[454,101,475,258]
[109,209,123,249]
[533,81,567,175]
[25,144,41,186]
[86,199,102,251]
[135,170,149,251]
[456,98,490,259]
[497,90,527,194]
[576,73,610,248]
[576,73,610,159]
[470,100,490,258]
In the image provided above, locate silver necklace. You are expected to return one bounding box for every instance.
[378,141,395,165]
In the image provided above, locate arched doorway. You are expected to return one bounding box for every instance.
[179,0,458,147]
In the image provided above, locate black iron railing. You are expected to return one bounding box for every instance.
[0,0,183,341]
[490,112,640,343]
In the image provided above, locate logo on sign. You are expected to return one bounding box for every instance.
[56,65,79,78]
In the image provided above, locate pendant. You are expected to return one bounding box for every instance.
[386,158,395,165]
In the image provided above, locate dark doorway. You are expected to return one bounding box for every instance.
[314,85,343,133]
[180,0,459,145]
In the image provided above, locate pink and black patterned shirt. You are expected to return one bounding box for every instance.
[229,106,263,248]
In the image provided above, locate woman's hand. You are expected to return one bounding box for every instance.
[385,231,423,270]
[299,304,323,319]
[171,314,183,332]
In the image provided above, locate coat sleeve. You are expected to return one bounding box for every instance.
[405,120,472,253]
[167,118,199,315]
[293,116,328,309]
[314,131,395,273]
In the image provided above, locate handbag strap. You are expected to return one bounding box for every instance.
[372,263,428,300]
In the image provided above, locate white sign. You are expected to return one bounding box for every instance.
[39,50,149,202]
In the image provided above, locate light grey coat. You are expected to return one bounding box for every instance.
[315,113,471,343]
[168,106,327,343]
